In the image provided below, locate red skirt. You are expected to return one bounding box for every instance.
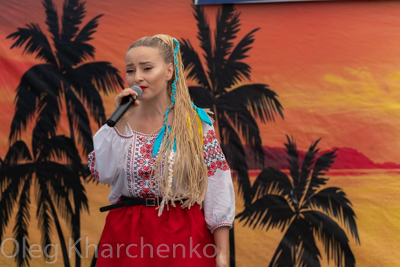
[97,203,216,267]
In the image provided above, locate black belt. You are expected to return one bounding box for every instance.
[99,196,186,212]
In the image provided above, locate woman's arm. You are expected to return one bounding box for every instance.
[213,226,230,267]
[88,124,133,185]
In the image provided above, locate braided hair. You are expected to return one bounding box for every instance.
[128,34,212,211]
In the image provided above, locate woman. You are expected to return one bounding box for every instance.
[88,34,235,267]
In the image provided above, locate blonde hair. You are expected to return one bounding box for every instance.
[128,34,208,209]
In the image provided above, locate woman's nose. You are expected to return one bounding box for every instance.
[134,70,143,82]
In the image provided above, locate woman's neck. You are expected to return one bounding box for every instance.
[128,96,173,134]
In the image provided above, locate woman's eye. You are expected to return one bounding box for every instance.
[126,69,135,73]
[144,67,152,71]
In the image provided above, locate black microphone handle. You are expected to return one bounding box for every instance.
[106,86,143,127]
[106,96,135,127]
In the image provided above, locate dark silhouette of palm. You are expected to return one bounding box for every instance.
[0,136,84,267]
[5,0,123,266]
[237,136,360,266]
[181,4,283,203]
[7,0,122,153]
[180,5,284,265]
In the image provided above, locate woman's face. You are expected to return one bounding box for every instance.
[125,46,173,101]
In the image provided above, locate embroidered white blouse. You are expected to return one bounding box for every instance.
[88,121,235,233]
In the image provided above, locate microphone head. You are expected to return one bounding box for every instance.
[131,85,143,99]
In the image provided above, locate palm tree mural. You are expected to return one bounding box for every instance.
[0,137,82,267]
[3,0,123,266]
[237,136,360,266]
[180,4,284,266]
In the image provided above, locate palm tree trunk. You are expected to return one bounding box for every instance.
[48,199,71,267]
[66,94,82,267]
[90,239,100,267]
[72,205,82,267]
[229,225,236,267]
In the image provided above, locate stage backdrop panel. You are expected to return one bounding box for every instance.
[0,0,399,266]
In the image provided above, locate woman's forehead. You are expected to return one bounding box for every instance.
[126,46,163,64]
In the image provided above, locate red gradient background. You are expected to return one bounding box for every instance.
[1,0,399,266]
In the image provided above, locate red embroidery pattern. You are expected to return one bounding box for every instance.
[203,129,230,177]
[88,151,99,181]
[128,133,159,198]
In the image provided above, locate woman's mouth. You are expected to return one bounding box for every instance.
[140,86,147,92]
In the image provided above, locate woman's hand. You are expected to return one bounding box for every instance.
[114,87,141,108]
[113,87,140,131]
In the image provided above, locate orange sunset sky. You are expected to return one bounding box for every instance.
[1,0,400,164]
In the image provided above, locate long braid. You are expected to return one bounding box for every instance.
[128,34,208,210]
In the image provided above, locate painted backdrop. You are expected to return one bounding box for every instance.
[0,0,399,266]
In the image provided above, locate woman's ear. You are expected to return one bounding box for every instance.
[166,62,174,81]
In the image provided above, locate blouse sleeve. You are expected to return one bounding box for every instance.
[87,123,133,185]
[202,123,235,234]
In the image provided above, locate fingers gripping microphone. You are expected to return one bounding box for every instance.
[106,86,143,127]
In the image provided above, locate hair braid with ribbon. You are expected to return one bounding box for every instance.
[127,34,212,212]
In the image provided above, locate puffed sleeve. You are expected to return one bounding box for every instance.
[202,123,235,233]
[87,123,133,185]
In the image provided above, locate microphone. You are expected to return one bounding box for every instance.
[106,86,143,127]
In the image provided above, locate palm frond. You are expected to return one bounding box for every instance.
[0,167,27,240]
[9,64,62,143]
[57,0,86,68]
[188,86,215,109]
[46,194,71,267]
[51,163,89,214]
[180,39,211,90]
[223,103,264,167]
[236,194,293,232]
[213,5,240,93]
[221,84,284,123]
[68,14,103,66]
[304,210,356,267]
[73,61,123,94]
[32,94,62,155]
[4,141,32,166]
[221,28,259,89]
[71,62,122,126]
[284,135,300,185]
[66,90,93,155]
[40,136,83,173]
[13,176,32,267]
[191,4,213,87]
[49,175,74,227]
[35,176,53,251]
[43,0,59,41]
[214,5,239,62]
[76,14,103,44]
[305,187,360,243]
[297,139,320,206]
[193,4,212,62]
[61,0,85,42]
[252,168,293,200]
[304,149,337,201]
[7,23,57,66]
[69,176,89,264]
[44,162,78,233]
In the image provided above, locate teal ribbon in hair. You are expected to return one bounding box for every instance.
[192,102,212,126]
[170,39,180,104]
[152,39,180,157]
[152,124,166,157]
